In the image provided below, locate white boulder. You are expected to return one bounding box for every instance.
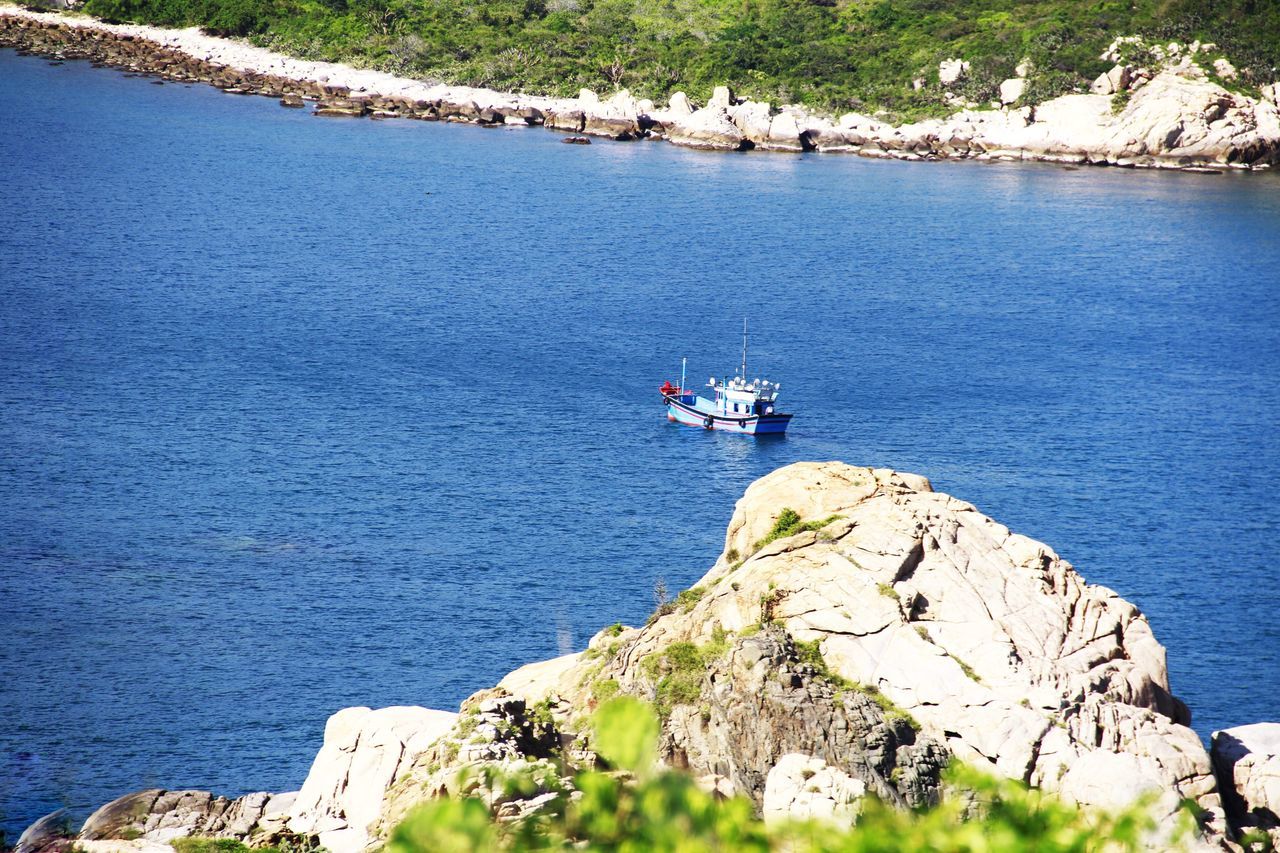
[287,706,457,853]
[668,107,747,151]
[938,58,969,86]
[709,85,734,110]
[667,91,695,117]
[1212,724,1280,845]
[1091,64,1132,95]
[1212,58,1237,80]
[999,77,1027,105]
[763,754,866,826]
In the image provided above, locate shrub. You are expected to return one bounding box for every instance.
[642,629,729,717]
[754,509,843,552]
[171,840,279,853]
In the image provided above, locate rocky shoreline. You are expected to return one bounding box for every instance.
[13,463,1280,853]
[3,5,1280,171]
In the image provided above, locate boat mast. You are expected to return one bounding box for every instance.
[741,318,748,380]
[680,357,686,392]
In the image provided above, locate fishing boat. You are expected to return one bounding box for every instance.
[659,322,794,435]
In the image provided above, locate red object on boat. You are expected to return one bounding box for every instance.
[660,381,676,395]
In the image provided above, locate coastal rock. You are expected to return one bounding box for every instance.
[372,695,568,840]
[1212,724,1280,845]
[972,68,1280,167]
[545,109,585,133]
[1212,58,1237,80]
[534,462,1227,840]
[77,788,293,844]
[581,88,643,139]
[762,754,866,826]
[286,706,456,853]
[729,99,773,144]
[313,97,366,117]
[668,107,749,151]
[352,462,1225,846]
[667,91,695,118]
[766,111,806,150]
[14,810,71,853]
[709,85,734,110]
[657,630,949,810]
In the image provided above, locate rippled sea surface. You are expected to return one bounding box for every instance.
[2,47,1279,838]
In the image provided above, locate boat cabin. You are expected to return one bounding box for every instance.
[708,376,780,417]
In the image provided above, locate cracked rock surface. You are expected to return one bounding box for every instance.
[496,462,1226,840]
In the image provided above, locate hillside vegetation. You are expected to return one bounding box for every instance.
[74,0,1280,118]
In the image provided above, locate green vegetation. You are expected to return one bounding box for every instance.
[171,840,279,853]
[71,0,1280,118]
[793,638,854,690]
[529,697,557,729]
[649,583,706,623]
[754,509,843,552]
[590,677,620,703]
[389,696,1178,851]
[952,654,982,683]
[674,585,706,612]
[641,627,730,716]
[456,711,480,737]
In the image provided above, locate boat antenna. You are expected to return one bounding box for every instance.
[741,318,748,379]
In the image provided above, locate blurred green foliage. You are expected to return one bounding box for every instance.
[383,696,1192,852]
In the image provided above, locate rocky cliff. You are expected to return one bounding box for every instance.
[2,6,1278,171]
[17,463,1278,852]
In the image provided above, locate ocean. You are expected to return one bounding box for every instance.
[2,48,1278,839]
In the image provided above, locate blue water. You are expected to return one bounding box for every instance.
[2,47,1279,839]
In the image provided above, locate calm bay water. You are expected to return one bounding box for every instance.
[2,47,1279,839]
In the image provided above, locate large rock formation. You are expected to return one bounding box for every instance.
[29,462,1280,851]
[1212,724,1280,846]
[375,462,1231,845]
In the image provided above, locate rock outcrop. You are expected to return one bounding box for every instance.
[71,787,296,849]
[285,706,457,853]
[28,462,1280,850]
[1212,724,1280,846]
[2,6,1276,171]
[13,810,71,853]
[367,462,1228,844]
